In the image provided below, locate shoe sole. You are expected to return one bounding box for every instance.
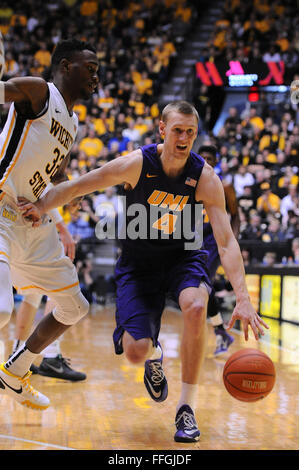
[21,400,50,410]
[38,369,86,381]
[174,434,200,443]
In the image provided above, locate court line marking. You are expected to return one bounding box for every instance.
[0,434,76,450]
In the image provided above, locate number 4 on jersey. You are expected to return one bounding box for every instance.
[152,213,177,235]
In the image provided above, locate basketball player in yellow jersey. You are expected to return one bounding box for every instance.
[0,39,99,410]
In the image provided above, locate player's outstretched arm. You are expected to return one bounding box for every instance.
[1,77,48,114]
[197,165,269,341]
[18,151,143,224]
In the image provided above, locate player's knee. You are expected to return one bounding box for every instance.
[183,300,207,333]
[124,338,151,364]
[0,311,12,329]
[52,292,89,326]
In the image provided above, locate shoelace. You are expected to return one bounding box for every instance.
[20,371,38,396]
[57,355,71,367]
[149,361,164,385]
[176,411,197,430]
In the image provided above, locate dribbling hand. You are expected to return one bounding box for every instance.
[226,297,269,341]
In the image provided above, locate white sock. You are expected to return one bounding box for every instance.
[176,383,199,412]
[42,339,61,358]
[149,343,162,360]
[5,345,38,377]
[13,339,25,354]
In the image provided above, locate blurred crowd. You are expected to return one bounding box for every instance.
[0,0,298,286]
[196,0,299,266]
[198,0,298,82]
[201,100,299,264]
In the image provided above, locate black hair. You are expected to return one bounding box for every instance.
[198,145,217,159]
[51,38,96,70]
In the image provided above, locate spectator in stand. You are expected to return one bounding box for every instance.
[262,44,281,63]
[219,159,233,186]
[4,51,19,77]
[79,129,104,160]
[233,165,255,198]
[249,106,264,133]
[262,216,285,242]
[241,248,251,267]
[79,197,100,232]
[262,252,277,267]
[108,128,130,154]
[67,212,94,244]
[290,238,299,264]
[92,186,123,235]
[122,120,141,144]
[135,71,153,103]
[240,212,264,241]
[256,182,281,217]
[277,167,299,193]
[34,41,51,71]
[284,210,299,240]
[238,185,256,217]
[258,123,285,153]
[280,185,299,228]
[134,116,149,137]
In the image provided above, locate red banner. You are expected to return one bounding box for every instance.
[196,60,286,87]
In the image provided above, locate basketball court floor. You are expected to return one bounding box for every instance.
[0,302,298,451]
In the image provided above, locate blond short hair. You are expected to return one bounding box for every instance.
[161,101,199,124]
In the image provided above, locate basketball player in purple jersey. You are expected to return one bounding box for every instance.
[18,101,269,442]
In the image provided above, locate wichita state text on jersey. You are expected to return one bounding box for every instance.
[0,82,78,202]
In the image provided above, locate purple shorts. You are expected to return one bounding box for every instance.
[113,249,211,354]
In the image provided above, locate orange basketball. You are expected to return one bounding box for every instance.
[223,348,276,402]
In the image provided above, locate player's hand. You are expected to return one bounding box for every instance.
[17,197,42,227]
[226,298,269,341]
[58,226,76,261]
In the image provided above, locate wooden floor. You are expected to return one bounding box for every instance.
[0,302,298,451]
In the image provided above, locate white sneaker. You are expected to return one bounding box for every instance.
[0,363,50,410]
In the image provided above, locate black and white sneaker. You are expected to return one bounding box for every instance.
[144,342,168,402]
[38,355,86,382]
[174,404,200,442]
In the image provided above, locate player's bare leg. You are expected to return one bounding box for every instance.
[15,300,37,345]
[174,284,209,442]
[37,299,86,381]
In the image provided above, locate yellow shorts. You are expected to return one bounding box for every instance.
[0,194,80,297]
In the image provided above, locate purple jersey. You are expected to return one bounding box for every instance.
[120,144,205,257]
